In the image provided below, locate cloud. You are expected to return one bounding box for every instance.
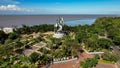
[0,5,34,15]
[0,5,21,11]
[0,5,33,12]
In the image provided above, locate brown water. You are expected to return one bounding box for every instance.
[0,14,117,27]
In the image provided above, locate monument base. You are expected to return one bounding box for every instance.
[53,33,64,38]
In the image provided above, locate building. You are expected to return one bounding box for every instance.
[3,27,13,34]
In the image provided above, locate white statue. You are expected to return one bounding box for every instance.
[53,17,64,38]
[54,17,63,33]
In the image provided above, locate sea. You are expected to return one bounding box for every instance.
[0,14,118,27]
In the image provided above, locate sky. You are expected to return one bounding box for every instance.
[0,0,120,15]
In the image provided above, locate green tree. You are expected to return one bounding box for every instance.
[75,31,88,43]
[29,52,39,64]
[113,35,120,45]
[39,55,50,64]
[102,51,120,62]
[98,38,114,49]
[8,32,18,40]
[80,55,98,68]
[0,30,7,44]
[11,63,20,68]
[14,41,23,49]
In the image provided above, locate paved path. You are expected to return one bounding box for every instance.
[112,46,120,54]
[23,43,46,56]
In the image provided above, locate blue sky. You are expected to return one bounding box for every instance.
[0,0,120,14]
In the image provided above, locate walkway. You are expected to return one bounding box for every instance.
[23,43,46,56]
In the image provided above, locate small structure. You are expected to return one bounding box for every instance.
[3,27,13,34]
[53,17,64,38]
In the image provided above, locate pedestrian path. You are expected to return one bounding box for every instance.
[23,43,46,56]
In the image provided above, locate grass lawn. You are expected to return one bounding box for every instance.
[98,59,115,64]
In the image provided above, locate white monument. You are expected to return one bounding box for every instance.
[53,17,64,38]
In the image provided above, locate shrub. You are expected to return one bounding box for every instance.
[29,52,39,64]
